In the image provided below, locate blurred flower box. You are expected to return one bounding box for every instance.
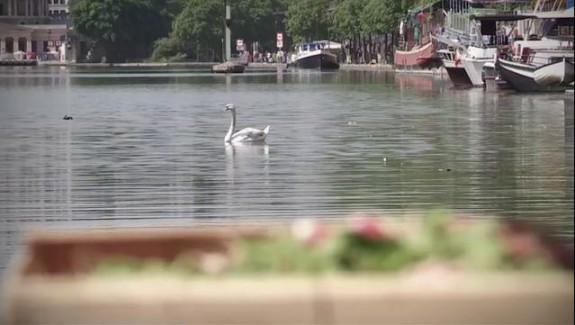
[2,218,574,325]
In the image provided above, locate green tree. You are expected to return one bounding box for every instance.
[232,0,288,52]
[361,0,403,35]
[360,0,404,63]
[151,37,189,62]
[171,0,224,61]
[285,0,331,43]
[157,0,288,61]
[331,0,364,40]
[71,0,174,62]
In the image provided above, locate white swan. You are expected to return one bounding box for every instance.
[224,103,270,144]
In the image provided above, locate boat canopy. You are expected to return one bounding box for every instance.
[297,41,341,51]
[471,14,537,21]
[308,40,341,50]
[532,7,574,19]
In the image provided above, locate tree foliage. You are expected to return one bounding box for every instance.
[331,0,365,40]
[151,37,189,62]
[71,0,175,62]
[361,0,404,35]
[232,0,288,50]
[170,0,223,61]
[285,0,331,43]
[71,0,410,63]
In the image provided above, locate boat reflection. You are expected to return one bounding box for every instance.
[394,73,438,93]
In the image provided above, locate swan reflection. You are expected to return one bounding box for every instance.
[225,142,270,186]
[225,142,270,159]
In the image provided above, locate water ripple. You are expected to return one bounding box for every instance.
[0,67,573,273]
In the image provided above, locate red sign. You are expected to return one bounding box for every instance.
[276,33,283,49]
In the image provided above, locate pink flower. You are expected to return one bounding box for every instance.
[349,214,384,240]
[291,219,328,246]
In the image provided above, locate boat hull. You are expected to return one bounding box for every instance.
[444,64,472,87]
[294,52,339,70]
[394,42,434,70]
[212,62,245,74]
[462,58,493,87]
[460,47,497,87]
[533,58,575,86]
[496,58,571,93]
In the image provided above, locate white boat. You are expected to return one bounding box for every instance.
[533,57,575,86]
[496,55,574,93]
[482,62,510,90]
[291,41,340,70]
[461,46,498,87]
[437,47,472,87]
[496,36,574,92]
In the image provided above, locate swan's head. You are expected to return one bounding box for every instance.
[224,103,235,111]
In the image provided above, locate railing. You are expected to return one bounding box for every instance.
[533,0,567,12]
[445,12,471,37]
[437,49,457,62]
[507,48,575,66]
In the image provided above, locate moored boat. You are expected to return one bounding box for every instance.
[457,14,536,87]
[461,46,498,87]
[533,57,575,86]
[212,61,245,73]
[438,48,473,87]
[394,42,435,71]
[496,56,573,92]
[292,41,339,70]
[482,62,510,90]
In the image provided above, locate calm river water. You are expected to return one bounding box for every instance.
[0,65,573,273]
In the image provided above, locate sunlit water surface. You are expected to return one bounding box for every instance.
[0,66,573,274]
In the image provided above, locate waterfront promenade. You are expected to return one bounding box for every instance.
[35,60,446,74]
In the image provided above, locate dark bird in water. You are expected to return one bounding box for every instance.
[63,115,73,120]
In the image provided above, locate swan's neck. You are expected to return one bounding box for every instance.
[224,110,236,142]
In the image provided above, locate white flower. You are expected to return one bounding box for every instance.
[291,219,326,246]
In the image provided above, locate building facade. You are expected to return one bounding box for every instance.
[48,0,68,15]
[48,0,68,23]
[0,0,71,61]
